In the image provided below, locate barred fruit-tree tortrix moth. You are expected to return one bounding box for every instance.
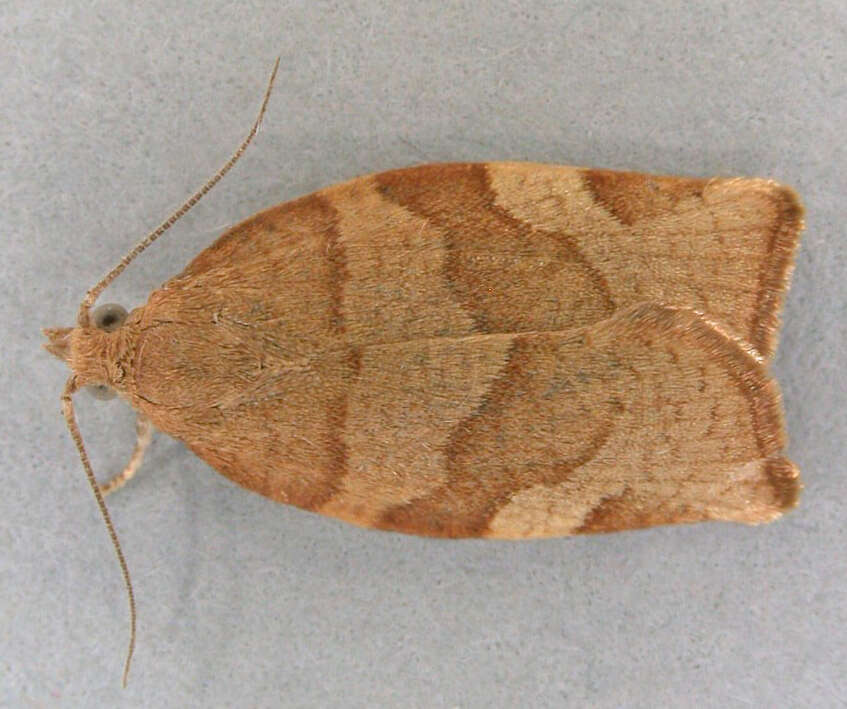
[44,62,803,683]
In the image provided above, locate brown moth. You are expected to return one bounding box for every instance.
[43,62,803,683]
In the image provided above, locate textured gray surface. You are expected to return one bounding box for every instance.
[2,1,845,707]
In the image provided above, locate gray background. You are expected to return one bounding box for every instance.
[3,1,844,707]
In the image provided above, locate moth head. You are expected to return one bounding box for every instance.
[43,302,132,400]
[40,58,281,687]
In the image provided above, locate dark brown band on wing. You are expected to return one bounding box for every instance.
[377,333,616,537]
[375,163,614,335]
[582,169,706,227]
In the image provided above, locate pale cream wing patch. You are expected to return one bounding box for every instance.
[486,162,802,359]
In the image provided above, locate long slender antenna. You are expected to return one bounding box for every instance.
[77,57,281,327]
[62,60,281,684]
[62,377,136,687]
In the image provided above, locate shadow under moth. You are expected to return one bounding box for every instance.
[43,61,803,684]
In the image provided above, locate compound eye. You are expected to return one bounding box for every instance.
[86,383,117,400]
[92,303,128,332]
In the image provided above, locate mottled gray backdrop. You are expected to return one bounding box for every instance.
[3,1,844,707]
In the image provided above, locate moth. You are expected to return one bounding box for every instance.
[44,61,803,683]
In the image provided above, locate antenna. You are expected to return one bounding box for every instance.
[77,57,280,327]
[63,59,281,684]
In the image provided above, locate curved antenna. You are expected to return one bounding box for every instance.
[77,57,280,327]
[62,377,136,687]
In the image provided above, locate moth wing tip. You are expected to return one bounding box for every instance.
[766,456,803,513]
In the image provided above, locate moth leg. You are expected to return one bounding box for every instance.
[99,414,154,496]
